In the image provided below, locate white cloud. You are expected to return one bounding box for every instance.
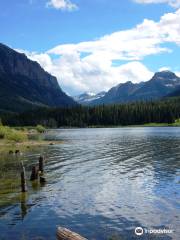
[46,0,78,11]
[158,66,171,71]
[133,0,180,8]
[175,71,180,77]
[19,50,153,94]
[19,9,180,94]
[54,57,153,93]
[48,8,180,60]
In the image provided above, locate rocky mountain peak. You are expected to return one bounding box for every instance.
[152,71,178,81]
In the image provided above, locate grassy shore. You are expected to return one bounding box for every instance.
[141,122,180,127]
[0,124,61,153]
[87,119,180,128]
[128,119,180,127]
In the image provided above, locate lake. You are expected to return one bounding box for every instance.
[0,127,180,240]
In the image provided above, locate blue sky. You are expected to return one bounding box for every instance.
[0,0,180,95]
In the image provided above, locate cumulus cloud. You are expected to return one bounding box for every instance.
[18,9,180,94]
[46,0,78,11]
[133,0,180,8]
[48,8,180,58]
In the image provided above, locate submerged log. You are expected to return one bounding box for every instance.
[57,227,87,240]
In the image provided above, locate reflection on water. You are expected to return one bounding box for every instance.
[0,127,180,240]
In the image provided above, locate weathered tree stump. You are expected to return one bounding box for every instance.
[30,165,38,181]
[57,227,87,240]
[40,176,46,183]
[21,162,27,192]
[15,150,20,154]
[39,156,44,173]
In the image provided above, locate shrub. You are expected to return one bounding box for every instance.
[0,126,10,139]
[36,125,45,133]
[0,125,27,142]
[5,129,28,142]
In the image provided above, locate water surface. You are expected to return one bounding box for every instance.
[0,127,180,240]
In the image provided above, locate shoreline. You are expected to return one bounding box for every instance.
[57,123,180,129]
[0,124,179,151]
[0,139,62,153]
[0,125,63,153]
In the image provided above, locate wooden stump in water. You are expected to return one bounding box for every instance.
[30,165,38,181]
[15,150,20,154]
[39,156,44,173]
[40,176,46,183]
[57,227,87,240]
[21,162,27,192]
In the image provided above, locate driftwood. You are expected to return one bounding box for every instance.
[57,227,87,240]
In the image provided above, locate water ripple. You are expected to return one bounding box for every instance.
[0,127,180,240]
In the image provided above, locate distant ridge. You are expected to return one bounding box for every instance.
[88,71,180,105]
[73,91,106,105]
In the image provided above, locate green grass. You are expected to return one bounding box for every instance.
[142,119,180,127]
[0,125,58,155]
[0,125,27,142]
[36,124,46,133]
[0,124,46,143]
[6,129,28,142]
[142,123,175,127]
[87,121,180,128]
[173,118,180,126]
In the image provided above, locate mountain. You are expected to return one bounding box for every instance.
[166,87,180,97]
[73,91,106,105]
[0,43,76,113]
[91,82,144,105]
[90,71,180,105]
[132,71,180,100]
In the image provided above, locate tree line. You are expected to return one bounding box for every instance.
[1,97,180,127]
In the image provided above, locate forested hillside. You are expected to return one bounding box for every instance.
[2,97,180,127]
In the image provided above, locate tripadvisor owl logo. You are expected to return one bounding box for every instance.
[135,226,174,236]
[135,227,144,236]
